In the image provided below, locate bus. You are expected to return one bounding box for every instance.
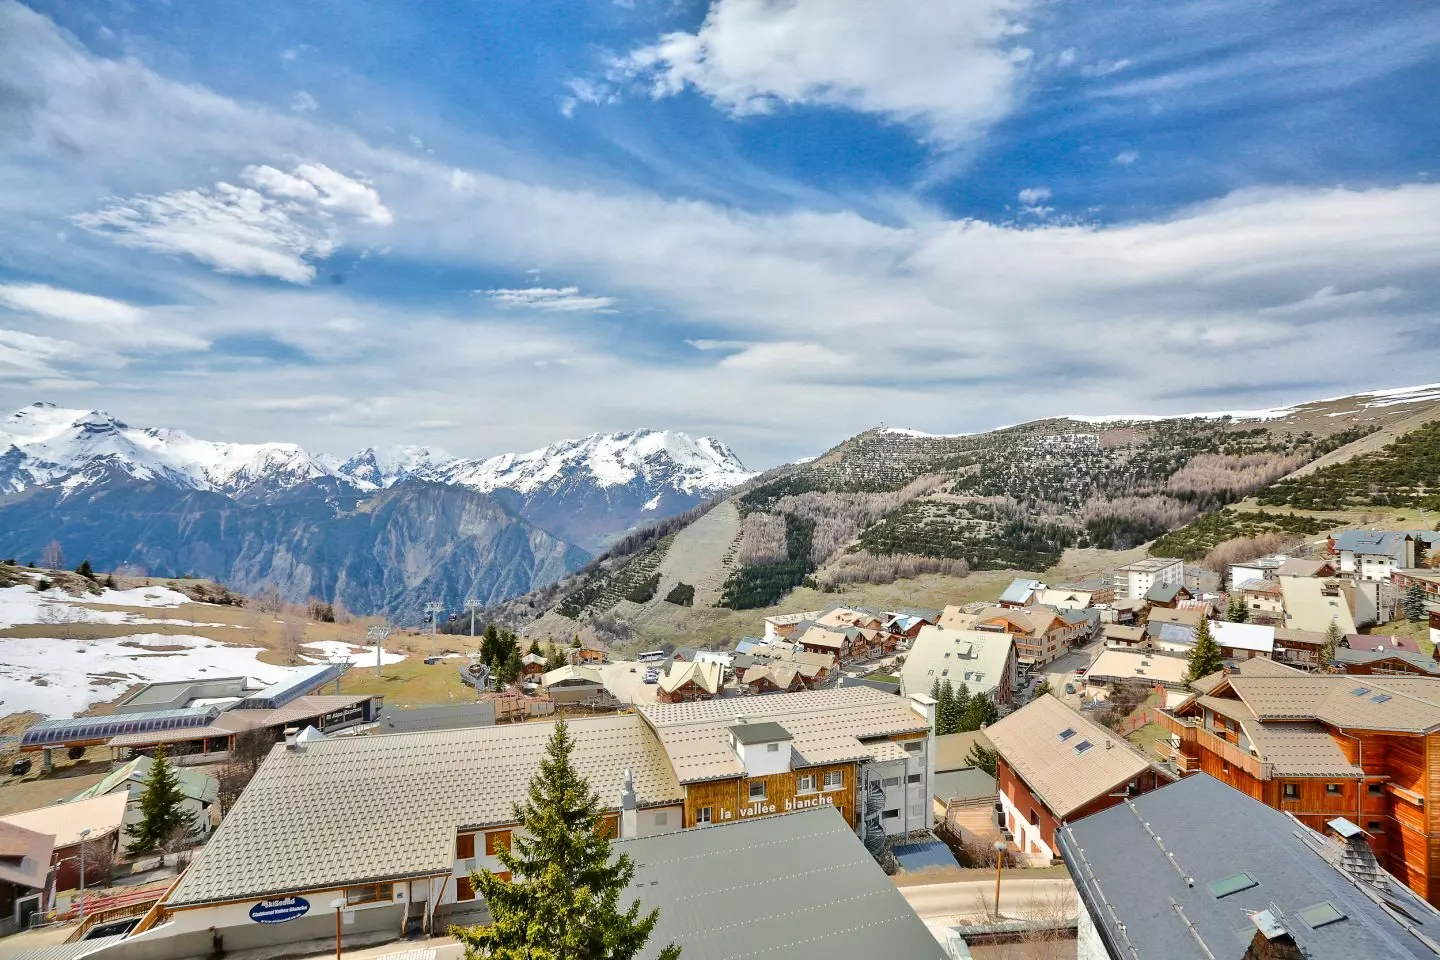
[637,650,667,664]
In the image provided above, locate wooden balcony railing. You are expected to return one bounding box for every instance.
[1157,710,1272,781]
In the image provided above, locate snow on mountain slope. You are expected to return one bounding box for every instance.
[438,429,752,498]
[334,445,454,489]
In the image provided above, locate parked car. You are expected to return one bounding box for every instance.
[67,746,85,761]
[10,757,31,776]
[643,671,660,684]
[1064,683,1077,695]
[1074,667,1087,678]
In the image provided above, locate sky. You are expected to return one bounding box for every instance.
[2,0,1440,470]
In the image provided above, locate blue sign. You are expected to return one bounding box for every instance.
[250,897,310,924]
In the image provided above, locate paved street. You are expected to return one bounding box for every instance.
[598,660,663,707]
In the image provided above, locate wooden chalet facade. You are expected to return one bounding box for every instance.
[1157,658,1440,904]
[973,606,1084,666]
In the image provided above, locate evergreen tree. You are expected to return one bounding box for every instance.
[1319,621,1343,673]
[960,694,998,733]
[952,682,972,728]
[1033,679,1053,698]
[1184,619,1225,685]
[498,647,523,686]
[1227,595,1249,623]
[103,573,116,589]
[529,638,543,657]
[126,745,196,855]
[74,559,95,581]
[1404,584,1428,622]
[571,635,582,649]
[452,721,679,960]
[964,741,998,777]
[937,680,956,735]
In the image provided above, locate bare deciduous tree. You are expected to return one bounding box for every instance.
[40,540,63,571]
[816,552,969,589]
[1202,531,1305,573]
[278,619,306,663]
[736,513,788,566]
[1166,452,1308,497]
[251,583,284,614]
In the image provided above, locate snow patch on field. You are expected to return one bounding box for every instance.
[301,640,406,666]
[0,634,287,719]
[0,585,231,630]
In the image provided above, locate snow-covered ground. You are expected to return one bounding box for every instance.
[0,634,288,718]
[301,640,405,666]
[0,584,233,630]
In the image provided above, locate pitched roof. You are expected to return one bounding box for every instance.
[1238,578,1284,595]
[1279,577,1358,634]
[1103,624,1146,643]
[165,714,682,907]
[1210,620,1275,653]
[616,807,947,960]
[0,821,54,891]
[933,730,993,773]
[898,626,1013,698]
[973,605,1063,637]
[796,625,848,650]
[1145,606,1205,627]
[542,664,604,687]
[999,578,1045,605]
[68,755,218,805]
[985,694,1156,819]
[659,659,722,695]
[1145,582,1186,603]
[638,688,928,784]
[1334,648,1440,675]
[0,792,127,848]
[1060,774,1440,960]
[1204,671,1440,734]
[1334,529,1411,557]
[1278,558,1335,578]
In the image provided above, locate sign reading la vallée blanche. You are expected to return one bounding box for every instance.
[726,793,835,821]
[250,897,310,923]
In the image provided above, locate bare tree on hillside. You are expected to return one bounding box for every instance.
[1202,531,1305,573]
[40,541,63,571]
[736,513,788,566]
[251,583,284,614]
[816,552,969,589]
[1166,452,1308,497]
[278,619,306,663]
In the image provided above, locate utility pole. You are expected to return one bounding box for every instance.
[366,625,392,678]
[465,597,482,642]
[424,601,443,657]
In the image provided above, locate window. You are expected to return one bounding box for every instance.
[882,809,900,820]
[1058,728,1077,742]
[485,830,512,856]
[1297,902,1346,929]
[882,777,901,788]
[908,773,922,784]
[346,884,393,906]
[696,806,712,825]
[903,741,923,753]
[1029,809,1040,826]
[1283,783,1299,800]
[1369,783,1385,796]
[1368,821,1385,831]
[455,876,476,902]
[1326,783,1343,796]
[456,832,475,860]
[1207,872,1258,898]
[824,771,844,790]
[1351,687,1372,697]
[1073,740,1093,755]
[748,781,767,801]
[1372,694,1392,704]
[799,774,818,792]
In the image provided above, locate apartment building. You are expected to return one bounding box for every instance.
[1156,657,1440,904]
[897,625,1015,705]
[1113,557,1184,601]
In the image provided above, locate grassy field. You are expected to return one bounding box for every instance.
[1126,722,1170,763]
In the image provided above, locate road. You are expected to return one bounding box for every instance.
[899,877,1079,941]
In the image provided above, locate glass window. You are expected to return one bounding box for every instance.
[824,771,844,789]
[1283,783,1299,799]
[798,774,817,792]
[748,781,767,801]
[1368,783,1385,796]
[346,884,393,905]
[1207,872,1258,899]
[882,809,900,820]
[696,806,712,825]
[1325,783,1343,796]
[907,773,921,784]
[766,743,779,753]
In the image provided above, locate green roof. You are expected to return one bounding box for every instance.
[68,756,218,805]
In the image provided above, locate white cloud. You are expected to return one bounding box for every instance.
[1114,149,1140,165]
[243,395,353,412]
[718,342,855,373]
[73,164,391,283]
[290,91,318,113]
[1017,186,1051,205]
[0,283,143,326]
[482,287,619,312]
[606,0,1033,141]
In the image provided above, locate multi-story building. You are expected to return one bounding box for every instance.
[1113,557,1184,601]
[1156,657,1440,904]
[973,605,1088,666]
[897,626,1015,704]
[1333,530,1418,581]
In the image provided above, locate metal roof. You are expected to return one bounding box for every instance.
[933,767,997,802]
[0,792,128,848]
[729,721,792,745]
[165,714,682,907]
[68,755,219,805]
[616,807,947,960]
[21,707,220,747]
[1060,774,1440,959]
[899,626,1013,699]
[233,663,346,710]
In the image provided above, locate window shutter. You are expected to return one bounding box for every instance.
[485,830,512,856]
[456,832,475,859]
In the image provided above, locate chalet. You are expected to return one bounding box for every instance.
[1101,623,1146,649]
[540,664,607,705]
[570,646,607,665]
[740,663,805,695]
[986,695,1171,861]
[1055,578,1116,605]
[1273,626,1328,669]
[656,659,722,703]
[898,626,1015,705]
[1209,620,1276,660]
[1226,553,1289,592]
[997,578,1044,608]
[816,606,886,632]
[125,716,685,958]
[1280,576,1359,634]
[0,822,52,933]
[1036,587,1095,611]
[742,645,836,683]
[1278,556,1338,578]
[1335,647,1440,677]
[0,793,126,896]
[1393,568,1440,609]
[937,603,983,630]
[1144,581,1193,608]
[638,688,936,840]
[883,606,942,641]
[1113,557,1184,601]
[1060,773,1440,960]
[973,605,1083,667]
[1237,577,1286,624]
[519,653,547,678]
[1084,649,1190,697]
[796,622,888,661]
[1333,530,1417,581]
[1105,596,1147,624]
[1143,606,1205,652]
[762,611,821,641]
[1158,657,1440,903]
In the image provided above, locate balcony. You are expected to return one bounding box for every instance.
[1157,710,1272,781]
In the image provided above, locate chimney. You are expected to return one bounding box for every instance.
[908,693,938,727]
[1106,739,1113,750]
[619,768,638,839]
[284,726,301,750]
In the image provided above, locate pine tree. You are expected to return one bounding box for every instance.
[126,745,196,855]
[1184,619,1225,686]
[964,741,998,777]
[499,647,523,686]
[1227,595,1249,623]
[1033,679,1053,698]
[104,573,116,589]
[74,559,95,581]
[529,638,542,657]
[1404,584,1428,622]
[452,721,679,960]
[960,694,998,733]
[952,682,972,728]
[937,680,956,735]
[1319,620,1343,673]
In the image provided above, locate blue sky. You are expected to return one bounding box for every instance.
[2,0,1440,469]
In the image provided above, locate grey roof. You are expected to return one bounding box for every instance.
[615,807,947,960]
[1150,621,1196,646]
[1333,530,1411,557]
[1145,581,1185,603]
[1060,774,1440,959]
[933,767,997,803]
[729,721,793,744]
[1334,648,1440,675]
[839,675,901,696]
[373,701,497,734]
[999,578,1044,605]
[7,934,126,960]
[165,714,682,907]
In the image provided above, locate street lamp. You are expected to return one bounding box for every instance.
[992,840,1007,920]
[330,897,346,960]
[77,829,92,918]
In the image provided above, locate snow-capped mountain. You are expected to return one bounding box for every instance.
[0,403,754,550]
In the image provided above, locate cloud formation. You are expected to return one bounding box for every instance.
[482,287,619,312]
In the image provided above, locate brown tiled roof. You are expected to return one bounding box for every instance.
[0,821,54,891]
[985,695,1154,820]
[1191,694,1364,778]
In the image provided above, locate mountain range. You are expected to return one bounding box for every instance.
[0,402,754,618]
